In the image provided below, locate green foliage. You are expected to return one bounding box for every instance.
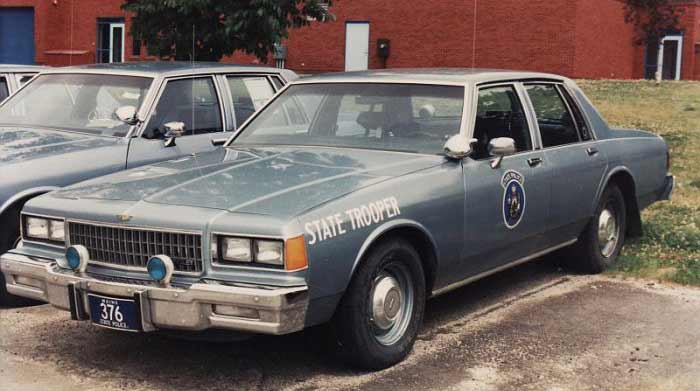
[623,0,682,45]
[122,0,333,61]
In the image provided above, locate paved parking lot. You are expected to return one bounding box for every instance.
[2,259,699,391]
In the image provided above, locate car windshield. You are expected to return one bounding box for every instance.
[233,83,465,154]
[0,73,152,137]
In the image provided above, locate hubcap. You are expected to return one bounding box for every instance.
[598,206,619,258]
[371,275,403,330]
[369,261,415,346]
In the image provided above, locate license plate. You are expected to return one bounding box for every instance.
[87,293,141,332]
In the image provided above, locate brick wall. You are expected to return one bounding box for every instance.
[2,0,698,80]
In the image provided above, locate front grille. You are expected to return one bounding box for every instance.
[68,222,203,273]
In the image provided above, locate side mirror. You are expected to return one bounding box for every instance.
[443,135,476,160]
[211,137,228,147]
[488,137,516,168]
[162,121,186,148]
[114,105,139,125]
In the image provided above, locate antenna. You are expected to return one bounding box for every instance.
[190,23,202,173]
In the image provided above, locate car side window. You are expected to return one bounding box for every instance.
[525,84,580,147]
[147,77,222,137]
[227,76,275,128]
[558,86,592,141]
[0,77,9,101]
[270,76,284,90]
[17,74,35,86]
[472,85,532,160]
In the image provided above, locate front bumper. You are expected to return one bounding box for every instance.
[1,252,308,335]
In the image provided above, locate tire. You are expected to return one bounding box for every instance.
[332,237,426,370]
[0,206,36,306]
[571,184,627,274]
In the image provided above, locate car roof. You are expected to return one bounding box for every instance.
[40,61,284,78]
[294,68,569,85]
[0,64,48,73]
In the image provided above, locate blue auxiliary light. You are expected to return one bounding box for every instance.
[64,245,89,272]
[147,255,174,284]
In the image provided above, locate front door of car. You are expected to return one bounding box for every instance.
[126,75,227,168]
[458,84,551,280]
[126,74,279,168]
[523,83,607,246]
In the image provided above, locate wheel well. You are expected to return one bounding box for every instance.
[0,193,45,238]
[365,227,438,294]
[607,171,642,238]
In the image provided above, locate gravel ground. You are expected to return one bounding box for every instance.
[1,259,699,391]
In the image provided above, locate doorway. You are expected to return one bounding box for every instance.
[96,19,125,63]
[345,22,369,71]
[0,8,35,64]
[644,34,683,80]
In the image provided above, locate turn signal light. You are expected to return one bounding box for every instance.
[285,235,308,271]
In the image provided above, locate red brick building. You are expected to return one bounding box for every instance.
[1,0,699,80]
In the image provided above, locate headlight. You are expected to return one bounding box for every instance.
[255,240,284,266]
[214,235,298,269]
[23,214,65,244]
[221,237,252,263]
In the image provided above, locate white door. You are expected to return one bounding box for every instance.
[108,23,125,63]
[658,35,683,81]
[345,22,369,71]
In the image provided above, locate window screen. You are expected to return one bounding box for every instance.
[147,77,222,137]
[525,84,580,147]
[472,85,532,159]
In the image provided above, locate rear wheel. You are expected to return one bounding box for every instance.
[570,184,627,274]
[332,237,426,370]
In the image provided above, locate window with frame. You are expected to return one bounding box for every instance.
[147,77,223,137]
[558,86,591,141]
[525,84,580,147]
[0,77,8,101]
[226,76,275,128]
[472,85,532,160]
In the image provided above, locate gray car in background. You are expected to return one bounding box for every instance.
[0,64,47,102]
[1,70,673,369]
[0,62,297,303]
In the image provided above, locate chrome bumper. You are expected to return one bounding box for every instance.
[1,252,308,335]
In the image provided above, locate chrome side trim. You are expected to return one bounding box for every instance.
[431,239,577,297]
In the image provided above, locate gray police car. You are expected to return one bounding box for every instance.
[1,69,673,369]
[0,64,46,102]
[0,62,296,303]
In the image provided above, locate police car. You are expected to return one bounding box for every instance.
[1,69,673,369]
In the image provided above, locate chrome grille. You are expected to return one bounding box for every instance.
[68,222,203,273]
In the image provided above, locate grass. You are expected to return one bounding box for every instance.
[577,80,700,286]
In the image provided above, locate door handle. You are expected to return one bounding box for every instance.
[587,147,599,156]
[527,157,543,167]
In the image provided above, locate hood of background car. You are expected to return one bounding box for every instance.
[0,127,115,163]
[50,146,443,217]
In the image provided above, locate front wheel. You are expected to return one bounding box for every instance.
[0,207,35,306]
[571,184,627,274]
[332,238,426,370]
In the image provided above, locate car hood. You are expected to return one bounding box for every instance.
[50,146,443,217]
[0,127,115,163]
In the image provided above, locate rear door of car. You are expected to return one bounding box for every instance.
[125,73,279,168]
[458,82,551,278]
[522,82,607,246]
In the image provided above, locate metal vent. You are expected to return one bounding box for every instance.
[68,222,203,273]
